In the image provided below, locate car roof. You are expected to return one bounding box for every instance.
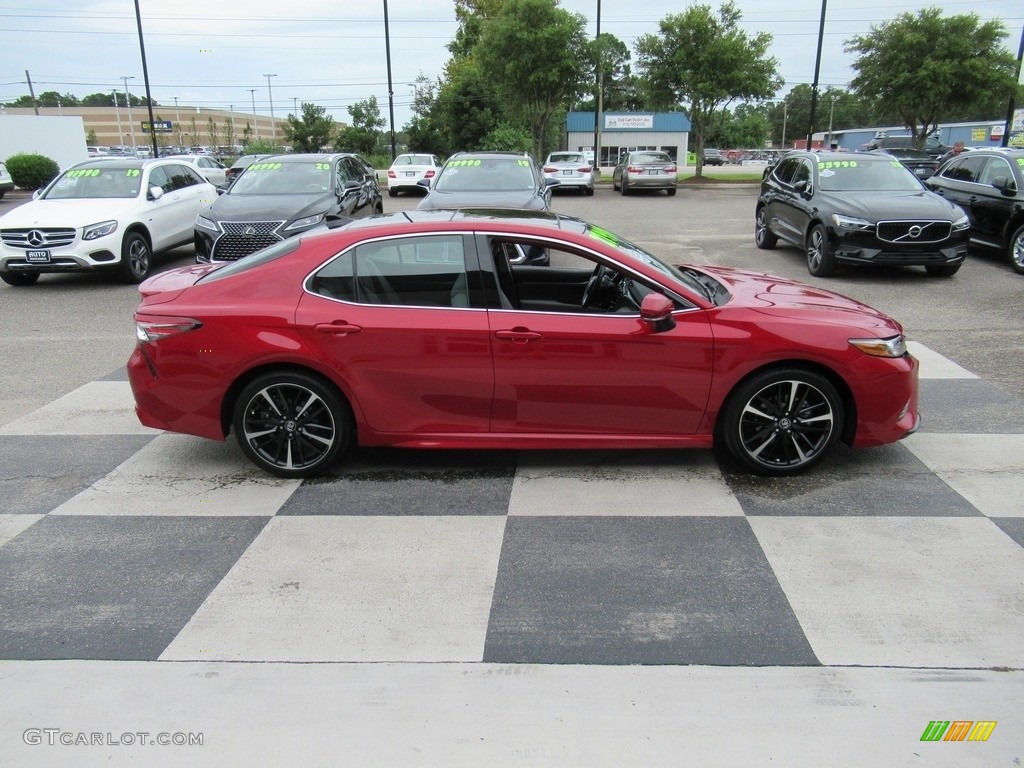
[331,207,586,234]
[259,153,356,164]
[447,151,532,160]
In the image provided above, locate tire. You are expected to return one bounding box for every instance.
[720,367,843,475]
[924,263,961,277]
[584,186,594,196]
[1,271,40,286]
[755,206,778,249]
[1009,224,1024,275]
[667,187,677,197]
[806,224,836,277]
[388,189,397,197]
[620,177,629,196]
[233,371,352,478]
[120,231,152,283]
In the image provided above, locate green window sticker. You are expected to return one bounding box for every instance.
[1016,158,1024,168]
[67,168,102,178]
[125,169,141,177]
[816,161,858,170]
[314,162,331,171]
[517,159,530,167]
[250,162,283,171]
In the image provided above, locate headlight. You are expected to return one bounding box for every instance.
[952,214,970,231]
[849,335,907,358]
[831,213,872,230]
[284,213,325,232]
[195,215,220,232]
[83,220,118,240]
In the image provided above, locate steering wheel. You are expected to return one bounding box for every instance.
[581,263,615,309]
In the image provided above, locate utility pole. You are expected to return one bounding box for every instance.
[248,89,260,141]
[25,70,39,115]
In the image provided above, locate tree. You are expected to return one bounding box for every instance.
[404,75,448,155]
[283,103,336,153]
[635,2,781,177]
[476,0,591,160]
[846,9,1017,149]
[579,33,644,113]
[707,103,771,149]
[434,59,504,153]
[335,96,384,154]
[206,117,218,149]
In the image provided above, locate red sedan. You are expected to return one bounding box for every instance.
[128,210,920,478]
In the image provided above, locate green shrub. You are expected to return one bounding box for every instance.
[5,153,60,190]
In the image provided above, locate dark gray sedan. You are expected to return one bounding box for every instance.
[417,152,557,212]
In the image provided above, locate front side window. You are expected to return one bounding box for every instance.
[940,155,986,184]
[310,235,469,307]
[978,157,1014,187]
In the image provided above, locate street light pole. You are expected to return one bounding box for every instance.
[263,74,277,148]
[173,96,182,147]
[121,75,137,153]
[113,90,123,149]
[248,89,259,141]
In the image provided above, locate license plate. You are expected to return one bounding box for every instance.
[646,170,661,175]
[404,172,416,177]
[562,170,573,175]
[26,250,51,263]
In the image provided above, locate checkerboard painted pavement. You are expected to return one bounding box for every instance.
[1,341,1022,667]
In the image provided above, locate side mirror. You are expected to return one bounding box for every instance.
[148,186,164,201]
[341,180,361,194]
[640,292,676,332]
[991,176,1017,195]
[544,177,560,187]
[416,178,431,190]
[793,179,809,195]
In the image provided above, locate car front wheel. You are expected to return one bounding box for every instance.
[755,207,778,249]
[120,231,152,283]
[806,224,837,277]
[1010,224,1024,275]
[233,371,352,478]
[720,368,843,475]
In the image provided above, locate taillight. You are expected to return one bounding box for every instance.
[387,170,397,178]
[135,314,202,343]
[666,165,677,173]
[627,166,641,173]
[579,166,592,173]
[424,169,435,178]
[543,166,558,173]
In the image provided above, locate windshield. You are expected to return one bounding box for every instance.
[816,159,924,192]
[44,167,143,199]
[549,153,585,164]
[435,158,536,192]
[228,160,334,195]
[394,155,434,166]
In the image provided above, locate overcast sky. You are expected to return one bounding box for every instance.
[1,0,1019,129]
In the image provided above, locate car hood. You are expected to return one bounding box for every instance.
[418,190,547,211]
[699,265,901,333]
[206,193,333,222]
[816,190,961,220]
[0,198,142,227]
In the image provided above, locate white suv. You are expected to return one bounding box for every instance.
[0,158,216,286]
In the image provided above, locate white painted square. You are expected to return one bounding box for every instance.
[0,381,158,436]
[508,451,742,516]
[0,514,43,548]
[750,517,1024,667]
[160,516,506,662]
[907,341,978,379]
[903,433,1024,517]
[50,433,299,517]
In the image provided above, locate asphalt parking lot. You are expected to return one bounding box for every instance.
[1,182,1023,766]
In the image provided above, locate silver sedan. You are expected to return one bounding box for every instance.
[612,151,678,196]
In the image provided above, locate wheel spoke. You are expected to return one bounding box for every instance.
[738,378,835,469]
[242,382,336,471]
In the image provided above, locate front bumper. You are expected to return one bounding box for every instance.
[829,227,969,267]
[0,235,121,275]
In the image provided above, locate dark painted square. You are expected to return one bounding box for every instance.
[0,435,156,515]
[992,518,1024,550]
[917,379,1024,434]
[279,448,516,516]
[0,515,268,660]
[721,442,982,517]
[483,516,819,665]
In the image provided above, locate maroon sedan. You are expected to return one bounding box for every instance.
[128,210,919,478]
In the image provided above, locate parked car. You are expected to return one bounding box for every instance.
[612,151,677,196]
[871,148,939,180]
[755,150,970,278]
[194,153,383,263]
[703,148,725,166]
[542,151,598,195]
[224,154,269,185]
[863,136,951,159]
[0,162,14,199]
[416,152,557,212]
[386,153,442,197]
[173,154,228,187]
[0,158,216,285]
[129,209,920,479]
[924,147,1024,274]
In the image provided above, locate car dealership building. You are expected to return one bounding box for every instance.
[564,112,692,169]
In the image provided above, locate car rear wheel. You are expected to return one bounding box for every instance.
[1009,224,1024,275]
[120,232,152,283]
[924,263,961,277]
[667,187,677,197]
[755,207,778,249]
[388,189,397,197]
[720,368,843,475]
[1,271,40,286]
[233,371,351,478]
[585,186,594,196]
[806,224,836,277]
[620,177,629,196]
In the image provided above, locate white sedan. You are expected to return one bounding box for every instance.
[173,155,229,187]
[0,158,216,285]
[542,152,598,195]
[386,153,442,196]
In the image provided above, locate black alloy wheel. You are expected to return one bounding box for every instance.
[120,231,152,283]
[721,368,843,475]
[233,372,351,478]
[806,224,837,277]
[755,207,778,249]
[1010,224,1024,275]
